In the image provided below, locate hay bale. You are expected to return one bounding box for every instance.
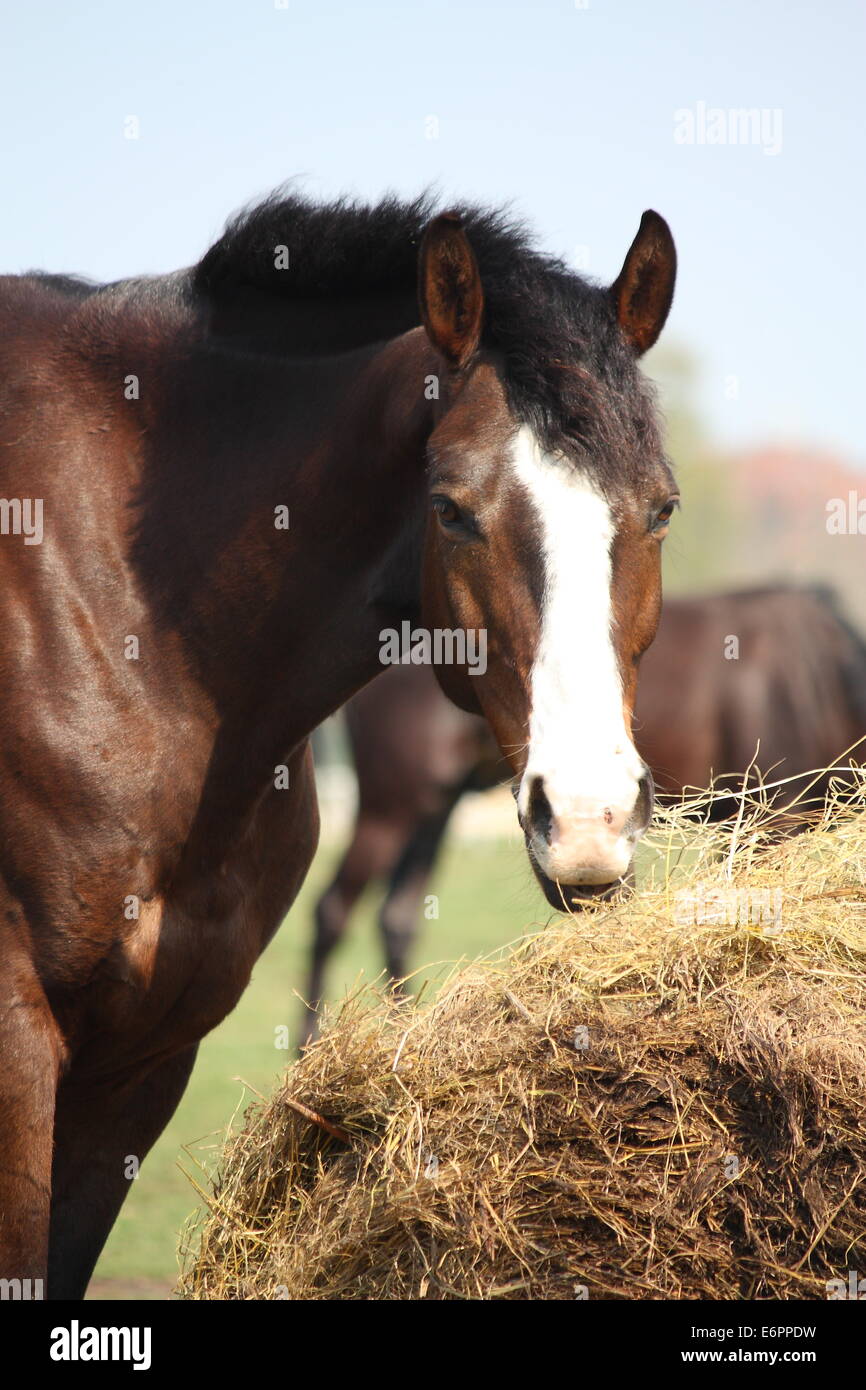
[179,778,866,1300]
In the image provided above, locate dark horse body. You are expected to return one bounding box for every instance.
[303,585,866,1042]
[637,586,866,807]
[0,192,677,1293]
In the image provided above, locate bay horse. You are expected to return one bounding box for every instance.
[0,191,677,1295]
[302,585,866,1043]
[636,585,866,813]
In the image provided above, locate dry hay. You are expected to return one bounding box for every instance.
[180,768,866,1300]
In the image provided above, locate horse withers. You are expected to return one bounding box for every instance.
[0,191,675,1294]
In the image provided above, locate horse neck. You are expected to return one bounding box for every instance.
[136,321,437,866]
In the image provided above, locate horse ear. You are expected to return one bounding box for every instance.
[418,213,484,370]
[610,210,676,355]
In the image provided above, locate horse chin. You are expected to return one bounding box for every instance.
[526,844,632,912]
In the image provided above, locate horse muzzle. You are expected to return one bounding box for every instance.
[516,765,654,909]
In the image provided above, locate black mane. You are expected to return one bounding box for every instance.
[194,189,661,469]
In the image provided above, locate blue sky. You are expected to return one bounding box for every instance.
[2,0,862,462]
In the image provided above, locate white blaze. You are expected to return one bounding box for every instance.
[512,424,644,881]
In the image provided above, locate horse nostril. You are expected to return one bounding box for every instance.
[630,767,654,834]
[528,776,554,845]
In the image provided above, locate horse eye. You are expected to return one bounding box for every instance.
[432,495,462,527]
[652,496,679,533]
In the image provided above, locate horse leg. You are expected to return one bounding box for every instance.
[299,816,402,1048]
[0,919,60,1291]
[47,1044,198,1299]
[379,800,457,988]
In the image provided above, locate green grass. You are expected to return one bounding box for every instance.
[89,834,544,1298]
